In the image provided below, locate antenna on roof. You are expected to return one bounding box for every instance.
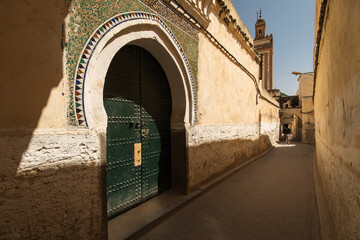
[257,11,259,20]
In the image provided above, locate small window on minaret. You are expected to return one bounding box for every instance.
[259,30,262,37]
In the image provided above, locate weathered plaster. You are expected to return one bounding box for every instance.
[197,31,259,124]
[0,130,106,239]
[260,122,279,144]
[314,0,360,239]
[316,137,360,240]
[0,0,69,129]
[297,73,315,144]
[188,124,259,146]
[189,2,279,189]
[187,121,278,189]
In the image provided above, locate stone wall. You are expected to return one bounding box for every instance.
[314,0,360,239]
[0,130,106,239]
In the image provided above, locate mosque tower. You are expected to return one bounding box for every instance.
[254,9,274,90]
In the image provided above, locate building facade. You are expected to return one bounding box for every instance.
[0,0,279,239]
[273,73,314,144]
[254,11,274,90]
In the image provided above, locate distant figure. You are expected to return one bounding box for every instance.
[287,133,293,144]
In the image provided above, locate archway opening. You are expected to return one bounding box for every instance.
[79,17,194,226]
[104,45,173,219]
[281,114,302,142]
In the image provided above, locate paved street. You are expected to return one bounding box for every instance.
[138,143,321,240]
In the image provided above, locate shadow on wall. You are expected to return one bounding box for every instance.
[1,158,103,239]
[0,0,70,164]
[0,1,107,239]
[0,0,70,130]
[188,135,272,191]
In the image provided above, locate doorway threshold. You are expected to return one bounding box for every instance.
[108,189,200,240]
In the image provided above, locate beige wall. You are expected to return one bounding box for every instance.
[259,89,280,144]
[301,98,314,144]
[0,0,69,130]
[189,5,279,188]
[298,73,315,144]
[197,3,262,125]
[298,73,314,104]
[314,0,360,239]
[197,34,258,124]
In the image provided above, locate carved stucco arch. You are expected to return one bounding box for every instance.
[73,12,196,130]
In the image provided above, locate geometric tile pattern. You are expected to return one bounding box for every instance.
[140,0,199,40]
[74,11,197,127]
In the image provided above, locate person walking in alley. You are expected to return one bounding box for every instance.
[287,133,293,144]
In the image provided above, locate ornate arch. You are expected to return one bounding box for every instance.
[73,11,196,127]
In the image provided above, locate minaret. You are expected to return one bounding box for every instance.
[255,9,266,40]
[254,9,274,90]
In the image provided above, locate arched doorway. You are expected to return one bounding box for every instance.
[75,13,196,228]
[104,45,172,219]
[281,113,302,141]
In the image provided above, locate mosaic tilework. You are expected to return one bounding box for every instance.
[73,11,197,126]
[140,0,199,90]
[140,0,199,40]
[66,0,199,126]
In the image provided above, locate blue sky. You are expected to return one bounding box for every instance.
[233,0,315,95]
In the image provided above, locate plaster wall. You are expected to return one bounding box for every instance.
[197,11,260,124]
[187,87,279,189]
[299,74,314,144]
[259,89,280,144]
[314,0,360,239]
[299,74,314,101]
[197,32,258,124]
[0,0,69,129]
[291,116,301,140]
[302,97,314,113]
[302,97,314,144]
[189,7,279,188]
[0,130,106,239]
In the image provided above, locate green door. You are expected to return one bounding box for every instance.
[104,45,172,219]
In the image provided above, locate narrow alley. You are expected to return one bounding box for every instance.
[1,0,359,239]
[136,143,321,240]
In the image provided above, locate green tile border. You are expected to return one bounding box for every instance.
[66,0,198,126]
